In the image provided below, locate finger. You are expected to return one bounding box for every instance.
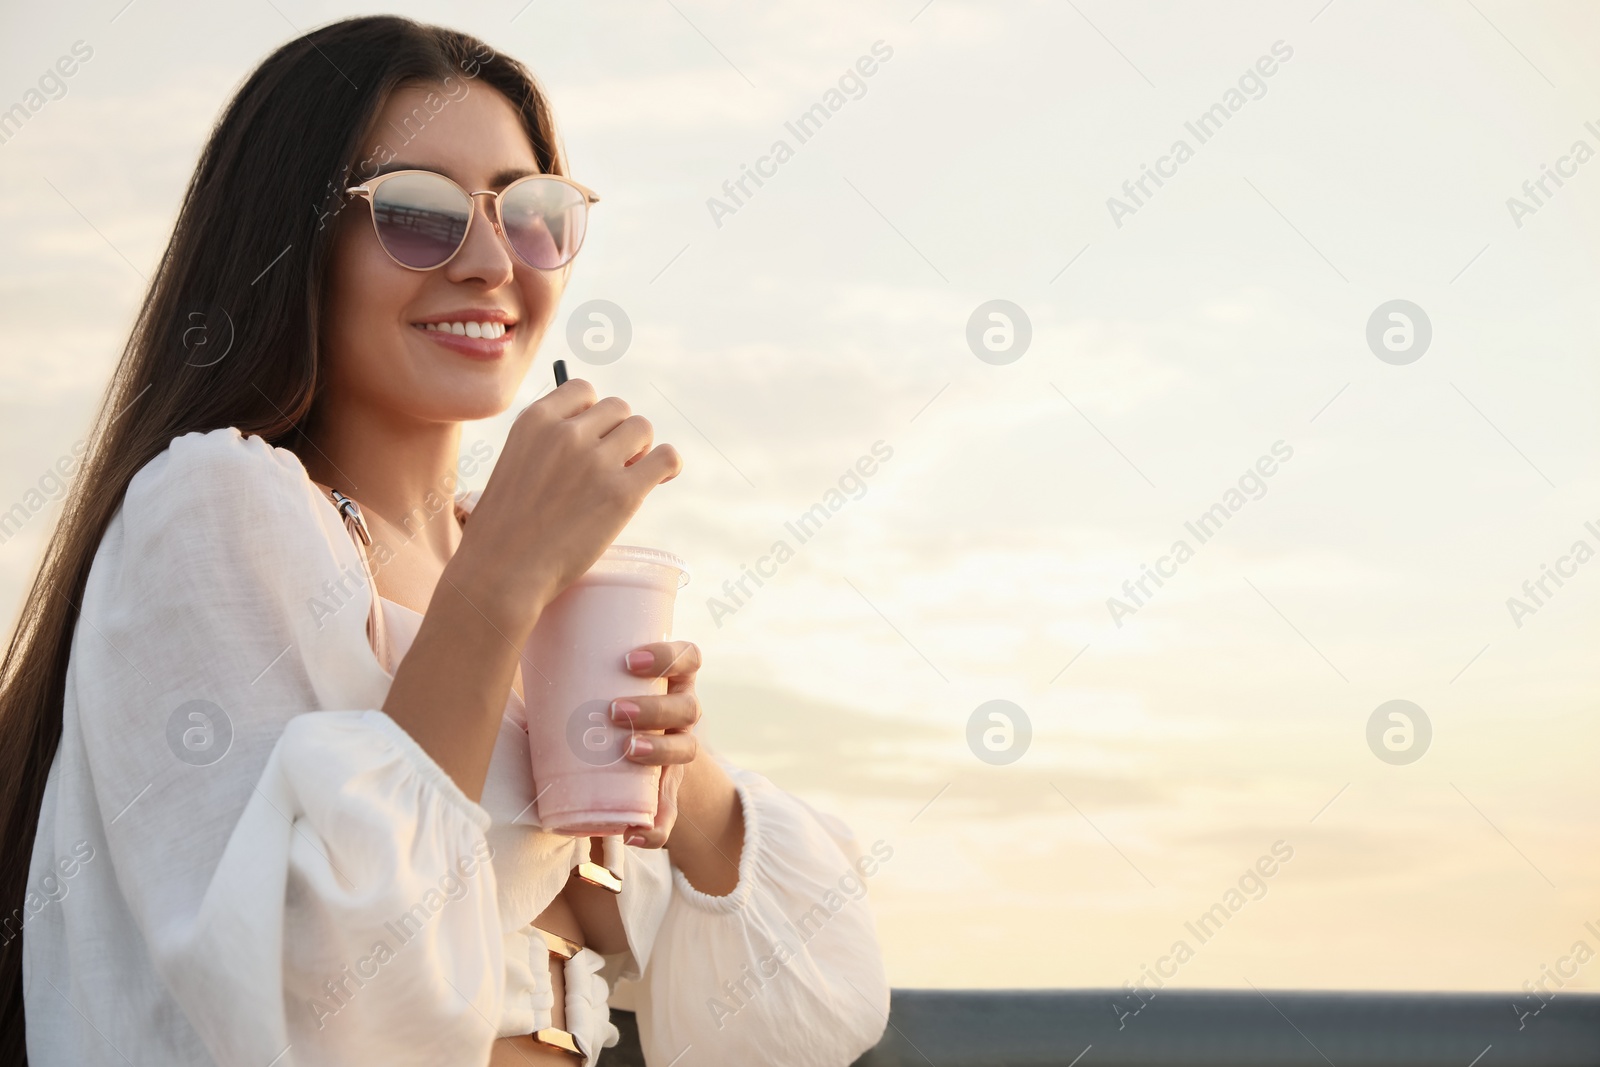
[571,394,632,438]
[626,766,682,848]
[601,413,653,465]
[623,640,700,679]
[626,442,683,488]
[625,824,667,849]
[524,376,596,420]
[624,730,698,766]
[610,690,700,731]
[624,805,668,848]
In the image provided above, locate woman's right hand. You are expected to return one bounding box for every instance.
[449,376,683,637]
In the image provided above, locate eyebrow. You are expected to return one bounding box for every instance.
[364,160,540,188]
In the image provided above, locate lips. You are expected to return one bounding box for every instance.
[411,319,517,360]
[408,307,519,360]
[410,308,518,327]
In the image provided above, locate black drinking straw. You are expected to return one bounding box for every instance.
[553,359,569,386]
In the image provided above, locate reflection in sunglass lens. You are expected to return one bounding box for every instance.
[371,172,471,268]
[501,178,588,270]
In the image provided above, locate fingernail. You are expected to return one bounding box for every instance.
[625,834,646,846]
[610,699,639,722]
[628,735,653,757]
[625,650,655,671]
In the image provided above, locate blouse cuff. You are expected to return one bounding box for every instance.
[628,764,890,1066]
[666,769,760,914]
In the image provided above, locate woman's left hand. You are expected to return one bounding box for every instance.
[610,639,702,849]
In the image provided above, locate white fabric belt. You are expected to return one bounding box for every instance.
[527,850,624,1063]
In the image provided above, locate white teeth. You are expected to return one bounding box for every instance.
[421,321,507,339]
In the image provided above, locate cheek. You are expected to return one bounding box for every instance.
[323,231,420,387]
[513,269,565,347]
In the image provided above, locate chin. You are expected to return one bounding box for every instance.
[392,383,515,424]
[440,396,518,422]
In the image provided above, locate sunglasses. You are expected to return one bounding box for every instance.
[344,168,600,271]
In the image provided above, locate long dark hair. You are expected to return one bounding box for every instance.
[0,16,568,1059]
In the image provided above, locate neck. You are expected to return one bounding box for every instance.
[301,400,465,564]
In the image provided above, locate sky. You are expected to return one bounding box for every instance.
[2,0,1598,997]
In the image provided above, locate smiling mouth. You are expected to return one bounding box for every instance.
[410,320,518,361]
[413,320,514,339]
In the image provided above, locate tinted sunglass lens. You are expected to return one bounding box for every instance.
[370,173,470,268]
[501,179,587,269]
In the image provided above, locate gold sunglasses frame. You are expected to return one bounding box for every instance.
[343,168,601,272]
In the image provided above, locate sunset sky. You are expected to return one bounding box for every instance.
[2,0,1597,995]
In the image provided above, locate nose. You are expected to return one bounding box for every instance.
[444,191,515,287]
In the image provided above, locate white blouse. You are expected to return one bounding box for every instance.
[22,426,890,1066]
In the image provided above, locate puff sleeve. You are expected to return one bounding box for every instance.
[617,758,891,1067]
[23,427,504,1066]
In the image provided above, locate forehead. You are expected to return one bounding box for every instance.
[358,81,541,186]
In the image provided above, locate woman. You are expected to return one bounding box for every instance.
[0,16,889,1067]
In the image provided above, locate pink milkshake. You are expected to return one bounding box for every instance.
[520,545,690,836]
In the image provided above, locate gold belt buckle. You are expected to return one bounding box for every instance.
[575,859,621,893]
[531,1026,584,1057]
[533,924,581,960]
[530,923,586,1057]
